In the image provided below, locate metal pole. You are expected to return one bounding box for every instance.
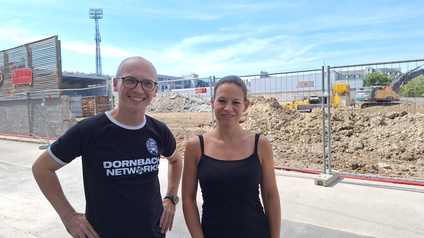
[327,66,332,174]
[108,78,114,109]
[39,91,50,150]
[210,76,215,129]
[26,92,32,136]
[321,66,326,174]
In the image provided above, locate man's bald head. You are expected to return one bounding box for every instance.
[116,56,157,80]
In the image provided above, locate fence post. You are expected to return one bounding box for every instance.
[210,76,215,129]
[326,65,332,174]
[314,65,340,186]
[108,78,114,110]
[321,66,327,173]
[39,90,50,150]
[26,92,32,136]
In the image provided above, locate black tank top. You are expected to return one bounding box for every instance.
[198,134,270,238]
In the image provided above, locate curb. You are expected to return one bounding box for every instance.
[0,133,57,144]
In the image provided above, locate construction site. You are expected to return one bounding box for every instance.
[1,4,424,237]
[1,35,424,183]
[146,92,424,181]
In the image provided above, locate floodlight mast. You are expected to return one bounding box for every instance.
[89,8,103,76]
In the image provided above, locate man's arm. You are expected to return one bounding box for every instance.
[159,149,183,234]
[32,150,99,238]
[165,149,183,197]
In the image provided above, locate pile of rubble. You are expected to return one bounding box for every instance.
[147,93,211,113]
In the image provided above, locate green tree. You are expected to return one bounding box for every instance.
[399,75,424,97]
[365,72,394,86]
[260,71,269,78]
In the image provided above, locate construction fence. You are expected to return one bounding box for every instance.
[154,59,424,183]
[0,85,112,141]
[1,59,423,183]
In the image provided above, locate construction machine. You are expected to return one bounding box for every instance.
[294,95,325,112]
[281,96,313,111]
[281,82,350,112]
[331,82,350,108]
[360,65,424,108]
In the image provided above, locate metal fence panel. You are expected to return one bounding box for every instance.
[1,57,423,182]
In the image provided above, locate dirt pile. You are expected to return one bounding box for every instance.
[243,96,424,179]
[148,93,424,180]
[147,93,211,113]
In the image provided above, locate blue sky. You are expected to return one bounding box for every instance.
[1,0,423,78]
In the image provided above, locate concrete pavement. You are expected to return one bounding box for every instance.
[0,137,423,238]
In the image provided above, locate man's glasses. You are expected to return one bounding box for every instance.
[118,77,158,91]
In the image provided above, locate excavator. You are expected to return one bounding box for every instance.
[360,65,424,108]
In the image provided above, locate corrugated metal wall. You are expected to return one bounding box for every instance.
[0,36,60,96]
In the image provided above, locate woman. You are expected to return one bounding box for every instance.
[182,75,281,238]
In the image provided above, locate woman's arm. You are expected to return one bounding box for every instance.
[258,135,281,238]
[182,136,204,238]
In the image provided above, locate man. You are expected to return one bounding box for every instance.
[32,56,183,238]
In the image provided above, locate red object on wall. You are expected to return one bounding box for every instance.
[296,81,314,88]
[12,68,33,85]
[195,87,207,94]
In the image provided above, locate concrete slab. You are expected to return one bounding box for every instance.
[314,172,340,187]
[1,137,423,238]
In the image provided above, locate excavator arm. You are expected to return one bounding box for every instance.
[387,65,424,92]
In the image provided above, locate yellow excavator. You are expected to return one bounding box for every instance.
[360,65,424,108]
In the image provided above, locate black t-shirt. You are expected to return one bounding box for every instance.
[48,112,176,238]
